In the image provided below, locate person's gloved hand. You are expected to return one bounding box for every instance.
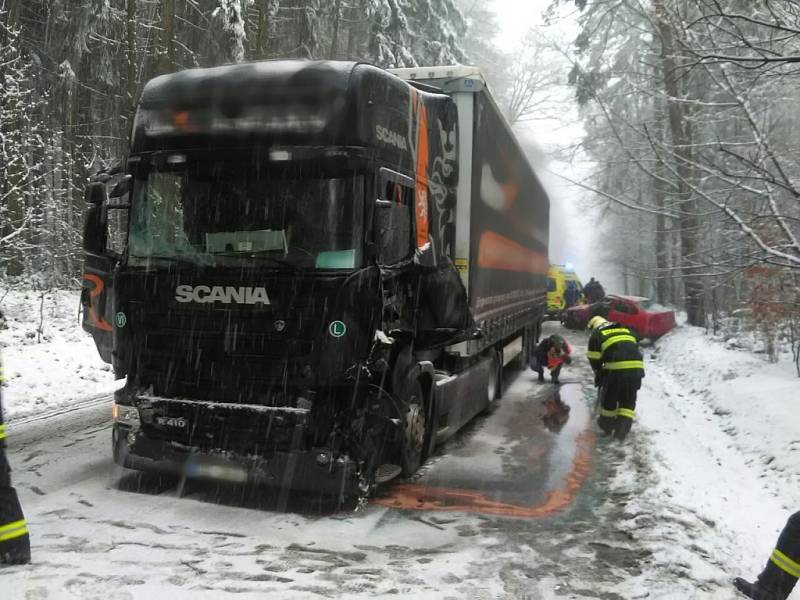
[594,373,602,387]
[564,355,572,365]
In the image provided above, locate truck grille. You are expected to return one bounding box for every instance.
[130,303,318,401]
[141,400,300,455]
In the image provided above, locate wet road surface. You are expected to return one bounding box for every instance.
[2,324,674,599]
[375,375,595,518]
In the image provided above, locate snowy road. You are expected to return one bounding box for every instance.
[1,324,793,599]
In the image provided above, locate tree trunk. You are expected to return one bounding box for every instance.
[127,0,136,110]
[256,3,266,58]
[158,0,175,74]
[347,0,368,59]
[2,0,19,30]
[654,0,705,326]
[653,97,671,304]
[330,0,342,58]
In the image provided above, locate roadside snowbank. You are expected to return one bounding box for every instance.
[620,324,799,597]
[651,325,799,513]
[0,288,120,420]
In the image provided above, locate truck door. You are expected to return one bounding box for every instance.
[81,174,130,365]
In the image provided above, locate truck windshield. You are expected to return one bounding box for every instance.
[128,155,364,270]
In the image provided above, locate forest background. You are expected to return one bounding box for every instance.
[1,0,799,369]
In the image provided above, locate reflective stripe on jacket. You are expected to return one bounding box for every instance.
[587,322,644,377]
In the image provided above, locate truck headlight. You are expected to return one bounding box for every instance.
[112,402,141,427]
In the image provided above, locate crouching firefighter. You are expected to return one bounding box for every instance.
[586,316,644,441]
[0,351,31,565]
[734,510,800,600]
[531,334,572,384]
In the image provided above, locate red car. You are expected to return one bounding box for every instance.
[563,295,676,340]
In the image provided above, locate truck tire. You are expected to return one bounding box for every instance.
[482,350,502,415]
[491,349,503,400]
[400,379,429,478]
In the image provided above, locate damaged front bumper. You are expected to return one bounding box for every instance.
[111,390,364,496]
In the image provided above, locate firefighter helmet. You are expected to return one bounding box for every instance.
[587,316,608,330]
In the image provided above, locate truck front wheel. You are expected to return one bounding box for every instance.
[400,379,429,478]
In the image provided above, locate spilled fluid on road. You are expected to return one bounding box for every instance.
[374,376,596,518]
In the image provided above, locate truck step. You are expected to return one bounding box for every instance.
[375,464,402,484]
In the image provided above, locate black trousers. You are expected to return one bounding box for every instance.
[756,511,800,599]
[0,448,30,562]
[534,362,562,382]
[597,376,640,440]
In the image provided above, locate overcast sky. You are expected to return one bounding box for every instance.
[489,0,622,290]
[491,0,551,52]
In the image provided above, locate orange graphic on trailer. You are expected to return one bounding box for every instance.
[83,274,113,332]
[477,231,548,274]
[415,97,430,248]
[412,90,430,248]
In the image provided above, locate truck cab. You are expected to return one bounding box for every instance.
[81,60,548,498]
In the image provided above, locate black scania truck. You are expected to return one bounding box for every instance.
[81,61,549,497]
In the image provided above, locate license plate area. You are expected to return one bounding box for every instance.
[184,454,250,482]
[139,396,305,455]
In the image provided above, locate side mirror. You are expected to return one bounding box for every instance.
[85,181,108,205]
[110,175,132,199]
[83,204,107,255]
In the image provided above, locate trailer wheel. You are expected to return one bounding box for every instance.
[400,379,429,478]
[482,350,502,415]
[487,352,499,404]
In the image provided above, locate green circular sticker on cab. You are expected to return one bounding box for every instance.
[115,312,127,328]
[328,320,346,338]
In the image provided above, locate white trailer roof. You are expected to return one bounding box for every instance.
[388,65,488,94]
[389,65,485,83]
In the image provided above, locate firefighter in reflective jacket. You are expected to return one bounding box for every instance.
[735,510,800,600]
[586,316,644,441]
[0,353,31,564]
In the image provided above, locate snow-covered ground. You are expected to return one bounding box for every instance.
[0,290,798,598]
[0,288,120,420]
[623,325,800,597]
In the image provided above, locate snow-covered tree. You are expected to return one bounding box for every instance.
[214,0,254,63]
[0,10,47,277]
[0,0,478,285]
[407,0,466,66]
[562,0,800,330]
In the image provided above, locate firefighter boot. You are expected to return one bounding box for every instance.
[753,555,798,600]
[0,482,31,565]
[596,416,614,437]
[614,417,633,441]
[733,577,780,600]
[0,533,31,565]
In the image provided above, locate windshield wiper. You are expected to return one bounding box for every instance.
[210,252,308,271]
[132,255,214,267]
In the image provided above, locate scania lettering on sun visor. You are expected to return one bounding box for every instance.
[175,285,271,305]
[138,105,329,137]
